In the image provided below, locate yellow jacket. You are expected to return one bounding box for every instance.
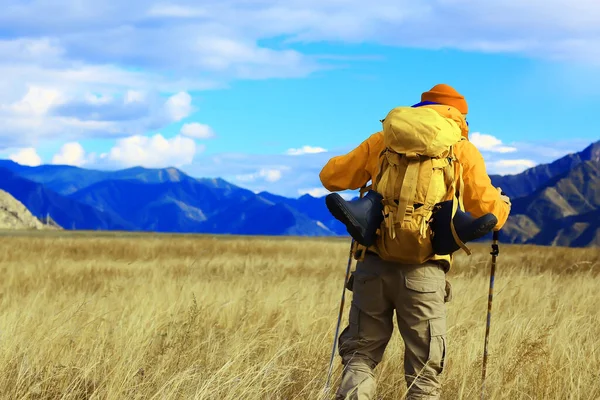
[319,110,510,248]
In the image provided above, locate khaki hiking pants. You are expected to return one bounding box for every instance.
[335,252,450,400]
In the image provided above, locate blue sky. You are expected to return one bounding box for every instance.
[0,0,599,198]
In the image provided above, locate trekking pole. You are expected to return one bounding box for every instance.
[481,229,500,399]
[324,238,355,393]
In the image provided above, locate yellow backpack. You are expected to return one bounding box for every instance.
[367,104,471,264]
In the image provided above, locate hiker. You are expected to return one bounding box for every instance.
[319,84,511,399]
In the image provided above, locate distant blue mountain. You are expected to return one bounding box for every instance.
[0,138,597,246]
[68,177,346,235]
[0,162,345,236]
[257,191,347,234]
[0,160,194,195]
[0,167,133,230]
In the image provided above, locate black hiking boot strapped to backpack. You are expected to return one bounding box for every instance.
[325,190,384,247]
[429,199,498,255]
[326,190,498,255]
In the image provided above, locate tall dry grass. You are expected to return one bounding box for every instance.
[0,231,598,399]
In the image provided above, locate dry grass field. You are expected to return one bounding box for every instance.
[0,230,598,399]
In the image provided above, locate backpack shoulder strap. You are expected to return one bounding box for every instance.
[446,145,471,255]
[449,193,470,255]
[419,157,448,237]
[372,148,388,192]
[352,183,375,261]
[395,153,421,226]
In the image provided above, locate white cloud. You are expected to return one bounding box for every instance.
[101,134,199,168]
[165,92,193,122]
[507,139,593,160]
[1,0,597,194]
[470,132,517,153]
[9,86,64,116]
[52,142,88,166]
[487,159,537,175]
[1,0,598,150]
[298,187,330,197]
[184,150,348,197]
[8,148,42,166]
[0,1,599,91]
[298,187,356,199]
[180,122,215,139]
[494,159,537,168]
[286,145,327,155]
[236,168,286,183]
[268,1,600,65]
[263,169,283,182]
[0,84,200,149]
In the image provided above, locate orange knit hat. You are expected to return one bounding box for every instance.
[421,84,468,115]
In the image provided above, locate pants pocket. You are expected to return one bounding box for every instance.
[339,269,392,367]
[405,276,443,293]
[427,317,447,374]
[347,270,380,338]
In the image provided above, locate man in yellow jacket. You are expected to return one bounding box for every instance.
[319,84,511,399]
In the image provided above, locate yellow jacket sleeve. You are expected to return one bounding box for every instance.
[319,132,383,191]
[456,140,510,230]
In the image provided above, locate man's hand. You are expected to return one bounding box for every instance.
[497,187,511,207]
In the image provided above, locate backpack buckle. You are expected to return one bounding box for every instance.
[404,205,415,222]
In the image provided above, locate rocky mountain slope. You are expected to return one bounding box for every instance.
[502,159,600,246]
[0,189,60,230]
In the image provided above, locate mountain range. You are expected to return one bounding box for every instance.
[0,140,598,247]
[489,140,599,246]
[0,160,341,236]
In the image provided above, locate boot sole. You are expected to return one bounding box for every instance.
[325,193,366,243]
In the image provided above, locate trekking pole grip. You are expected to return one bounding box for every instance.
[491,230,499,256]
